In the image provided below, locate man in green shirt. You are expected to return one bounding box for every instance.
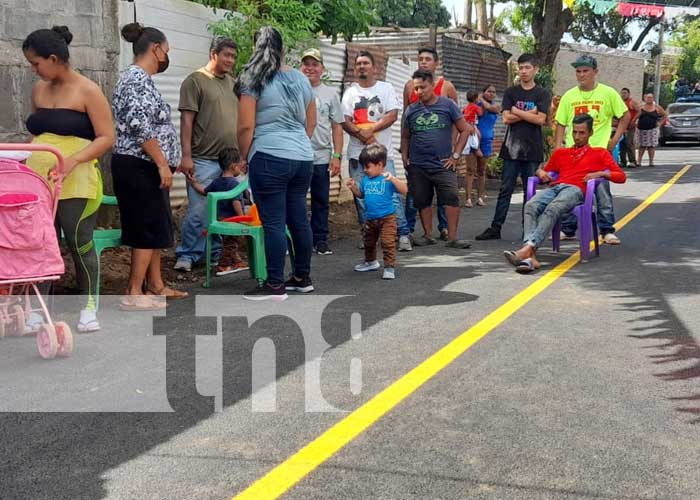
[175,37,239,272]
[554,55,629,245]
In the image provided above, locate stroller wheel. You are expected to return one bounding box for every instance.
[11,305,25,337]
[37,323,58,359]
[55,321,74,358]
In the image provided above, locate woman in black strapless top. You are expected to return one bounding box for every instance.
[26,108,96,141]
[633,93,667,167]
[22,26,114,332]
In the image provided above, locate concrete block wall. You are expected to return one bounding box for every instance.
[553,47,645,100]
[0,0,119,142]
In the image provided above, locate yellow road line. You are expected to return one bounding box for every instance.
[614,165,691,231]
[232,165,692,500]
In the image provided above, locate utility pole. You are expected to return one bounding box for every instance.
[654,17,665,103]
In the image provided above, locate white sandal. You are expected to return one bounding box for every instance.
[77,309,101,333]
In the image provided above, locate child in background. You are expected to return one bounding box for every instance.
[187,147,249,276]
[345,144,408,280]
[462,90,483,158]
[459,90,483,207]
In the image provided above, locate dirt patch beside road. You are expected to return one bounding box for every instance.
[58,201,362,295]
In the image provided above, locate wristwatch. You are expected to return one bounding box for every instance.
[332,152,342,159]
[451,152,460,160]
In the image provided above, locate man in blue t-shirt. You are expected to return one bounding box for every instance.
[401,69,472,249]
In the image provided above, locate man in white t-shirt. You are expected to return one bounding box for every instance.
[342,51,411,251]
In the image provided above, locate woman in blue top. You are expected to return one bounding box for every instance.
[473,84,501,206]
[237,27,317,301]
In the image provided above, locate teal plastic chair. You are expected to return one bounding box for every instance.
[203,179,293,288]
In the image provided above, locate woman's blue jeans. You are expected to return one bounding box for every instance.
[249,152,313,285]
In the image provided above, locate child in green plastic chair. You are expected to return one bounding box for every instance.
[187,147,249,276]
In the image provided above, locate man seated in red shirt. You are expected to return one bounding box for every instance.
[504,113,626,273]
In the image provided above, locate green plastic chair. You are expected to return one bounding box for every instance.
[203,179,293,288]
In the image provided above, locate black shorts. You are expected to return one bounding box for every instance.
[407,166,460,209]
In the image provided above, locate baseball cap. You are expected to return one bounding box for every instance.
[301,48,323,63]
[572,55,597,69]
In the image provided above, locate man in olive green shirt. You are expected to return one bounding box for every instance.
[175,37,239,272]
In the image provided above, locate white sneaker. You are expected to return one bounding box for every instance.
[560,231,577,241]
[398,235,413,252]
[603,233,621,245]
[354,260,380,272]
[174,257,192,272]
[382,267,396,280]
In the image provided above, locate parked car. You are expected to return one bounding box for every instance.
[676,95,700,103]
[660,102,700,144]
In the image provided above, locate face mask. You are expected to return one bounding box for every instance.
[154,46,170,74]
[158,53,170,73]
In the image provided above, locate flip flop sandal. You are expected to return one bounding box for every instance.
[445,239,472,249]
[120,295,167,311]
[515,258,537,274]
[77,319,101,333]
[503,250,521,267]
[216,265,249,276]
[146,287,189,300]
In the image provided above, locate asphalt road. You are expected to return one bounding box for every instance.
[1,146,698,500]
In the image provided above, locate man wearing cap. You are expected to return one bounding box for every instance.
[300,48,344,255]
[554,55,630,245]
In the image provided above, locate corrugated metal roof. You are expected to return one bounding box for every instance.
[329,32,510,156]
[440,35,509,102]
[318,41,347,203]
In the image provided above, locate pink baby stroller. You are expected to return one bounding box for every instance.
[0,144,73,359]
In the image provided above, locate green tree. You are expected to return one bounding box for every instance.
[569,5,632,48]
[373,0,451,28]
[195,0,375,53]
[670,17,700,83]
[209,0,322,73]
[317,0,376,43]
[568,4,661,50]
[509,0,573,67]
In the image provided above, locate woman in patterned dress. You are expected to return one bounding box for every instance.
[111,23,187,310]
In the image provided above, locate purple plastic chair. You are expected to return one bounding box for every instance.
[526,172,604,262]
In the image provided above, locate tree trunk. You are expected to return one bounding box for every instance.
[632,17,661,51]
[464,0,472,29]
[532,0,574,67]
[475,0,488,36]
